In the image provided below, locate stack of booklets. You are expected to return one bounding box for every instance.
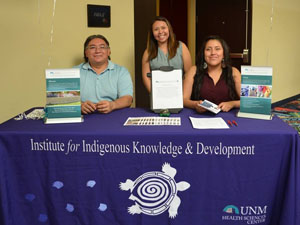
[44,68,83,124]
[237,66,273,120]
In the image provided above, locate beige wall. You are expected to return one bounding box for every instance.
[0,0,134,123]
[252,0,300,102]
[1,0,299,123]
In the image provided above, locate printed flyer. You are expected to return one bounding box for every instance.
[44,68,82,124]
[237,66,273,120]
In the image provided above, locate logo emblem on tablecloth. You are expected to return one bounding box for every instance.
[119,162,190,218]
[223,205,240,214]
[222,204,268,224]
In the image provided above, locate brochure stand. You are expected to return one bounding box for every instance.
[44,68,83,124]
[148,66,183,114]
[237,66,273,120]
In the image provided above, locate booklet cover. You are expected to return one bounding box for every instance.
[198,100,221,114]
[44,68,83,124]
[237,66,273,120]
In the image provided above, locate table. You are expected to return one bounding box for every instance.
[0,108,299,225]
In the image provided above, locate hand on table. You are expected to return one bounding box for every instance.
[81,101,96,114]
[96,100,115,114]
[218,102,235,112]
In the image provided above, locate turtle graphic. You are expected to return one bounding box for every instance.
[119,162,190,218]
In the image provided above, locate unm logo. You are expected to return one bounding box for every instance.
[223,205,240,214]
[119,162,190,218]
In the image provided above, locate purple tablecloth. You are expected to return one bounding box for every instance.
[0,108,299,225]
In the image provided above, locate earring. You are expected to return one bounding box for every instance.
[221,59,226,68]
[203,62,207,69]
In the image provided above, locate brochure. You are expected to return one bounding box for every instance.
[124,117,181,126]
[44,68,83,124]
[237,66,273,120]
[198,100,221,114]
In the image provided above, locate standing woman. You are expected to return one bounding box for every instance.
[183,35,241,113]
[142,16,192,92]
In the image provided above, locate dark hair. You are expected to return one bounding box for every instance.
[146,16,179,61]
[84,34,110,62]
[191,35,239,101]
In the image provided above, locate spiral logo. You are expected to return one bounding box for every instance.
[120,162,190,218]
[130,172,177,215]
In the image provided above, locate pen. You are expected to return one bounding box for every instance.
[227,120,232,126]
[232,120,238,126]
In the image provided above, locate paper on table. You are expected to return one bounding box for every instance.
[189,117,229,129]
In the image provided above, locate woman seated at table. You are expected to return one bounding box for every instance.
[183,35,241,113]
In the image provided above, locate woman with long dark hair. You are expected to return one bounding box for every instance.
[183,35,241,113]
[142,16,192,92]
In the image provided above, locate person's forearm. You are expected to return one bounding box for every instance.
[184,99,199,109]
[111,95,133,111]
[142,76,151,93]
[231,100,240,108]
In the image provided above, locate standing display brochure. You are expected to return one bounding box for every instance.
[151,68,183,113]
[44,68,83,124]
[237,66,273,120]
